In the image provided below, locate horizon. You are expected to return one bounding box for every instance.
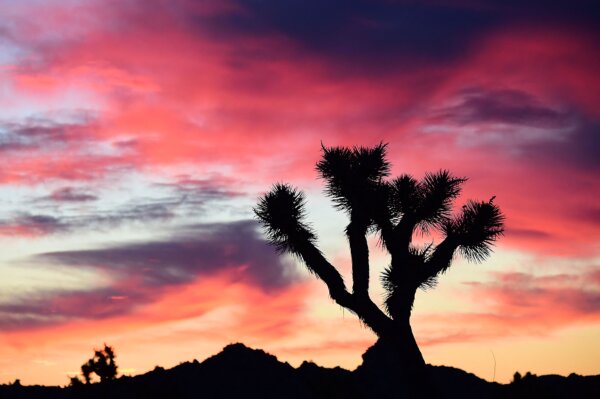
[0,0,599,386]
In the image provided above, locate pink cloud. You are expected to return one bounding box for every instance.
[0,214,66,237]
[0,273,312,353]
[0,0,597,323]
[0,221,299,329]
[415,269,600,346]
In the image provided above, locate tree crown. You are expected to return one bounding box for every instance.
[254,144,504,326]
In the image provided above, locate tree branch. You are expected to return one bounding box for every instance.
[390,214,417,257]
[296,238,391,335]
[296,239,347,297]
[418,237,458,286]
[352,294,393,335]
[347,217,370,296]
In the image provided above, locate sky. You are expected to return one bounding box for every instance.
[0,0,599,386]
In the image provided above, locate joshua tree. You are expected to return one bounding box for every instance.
[74,344,118,385]
[92,344,118,382]
[254,144,504,393]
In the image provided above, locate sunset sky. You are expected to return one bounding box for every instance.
[1,0,599,386]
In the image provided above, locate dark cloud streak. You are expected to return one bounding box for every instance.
[0,113,97,153]
[428,87,600,170]
[193,0,499,72]
[0,220,298,330]
[39,220,295,289]
[1,176,243,237]
[431,88,572,128]
[39,187,98,203]
[0,214,68,236]
[183,0,599,77]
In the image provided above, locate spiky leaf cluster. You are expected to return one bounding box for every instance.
[418,171,466,226]
[388,170,465,229]
[389,175,420,219]
[254,183,316,255]
[445,200,505,262]
[316,143,390,219]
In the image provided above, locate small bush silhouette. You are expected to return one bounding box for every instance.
[70,344,118,385]
[68,375,84,387]
[513,371,522,383]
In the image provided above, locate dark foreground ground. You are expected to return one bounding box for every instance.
[1,343,599,399]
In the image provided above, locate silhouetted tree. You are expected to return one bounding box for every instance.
[93,344,118,382]
[74,344,118,385]
[254,143,504,396]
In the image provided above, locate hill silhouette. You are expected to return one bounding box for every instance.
[1,343,599,398]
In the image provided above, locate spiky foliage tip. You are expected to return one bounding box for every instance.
[388,170,465,229]
[389,174,420,219]
[418,170,466,227]
[253,183,316,255]
[446,199,505,262]
[316,143,390,216]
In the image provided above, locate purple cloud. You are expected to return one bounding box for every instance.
[40,187,98,203]
[0,213,68,236]
[0,113,98,153]
[428,87,600,170]
[431,88,572,128]
[0,220,299,330]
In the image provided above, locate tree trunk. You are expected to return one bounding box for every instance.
[356,318,436,398]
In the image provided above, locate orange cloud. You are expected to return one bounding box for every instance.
[413,269,600,347]
[0,272,314,383]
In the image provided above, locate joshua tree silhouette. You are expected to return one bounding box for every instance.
[75,344,118,384]
[92,344,118,382]
[254,143,504,396]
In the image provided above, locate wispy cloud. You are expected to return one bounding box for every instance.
[37,187,98,203]
[0,220,300,330]
[0,214,67,236]
[416,270,600,346]
[430,88,573,129]
[0,176,243,237]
